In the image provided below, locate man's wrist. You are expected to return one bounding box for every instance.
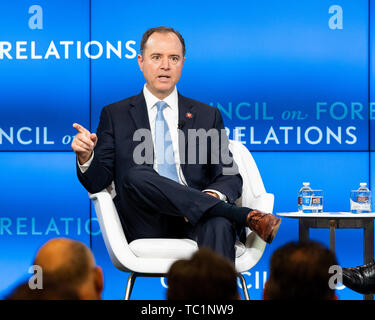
[77,151,94,173]
[78,152,93,165]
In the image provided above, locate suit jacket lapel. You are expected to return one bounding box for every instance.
[178,94,196,184]
[129,91,151,131]
[178,93,196,145]
[129,91,154,166]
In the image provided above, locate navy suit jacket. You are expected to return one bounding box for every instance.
[77,91,242,215]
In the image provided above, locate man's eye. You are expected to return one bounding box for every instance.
[152,55,161,60]
[170,56,179,63]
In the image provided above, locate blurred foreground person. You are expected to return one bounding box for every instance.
[6,276,79,300]
[7,238,103,300]
[263,241,338,300]
[167,248,240,300]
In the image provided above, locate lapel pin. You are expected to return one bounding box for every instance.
[186,112,193,119]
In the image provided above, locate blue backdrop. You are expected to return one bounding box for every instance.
[0,0,374,300]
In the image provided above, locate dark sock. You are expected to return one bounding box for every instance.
[205,201,252,226]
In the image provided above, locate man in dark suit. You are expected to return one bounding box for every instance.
[71,26,280,261]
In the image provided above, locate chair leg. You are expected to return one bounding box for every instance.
[238,274,250,300]
[124,272,137,300]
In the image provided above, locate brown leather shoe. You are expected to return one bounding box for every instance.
[246,210,281,243]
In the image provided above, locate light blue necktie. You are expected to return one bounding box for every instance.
[155,101,179,182]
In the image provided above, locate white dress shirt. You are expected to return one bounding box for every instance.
[78,84,226,201]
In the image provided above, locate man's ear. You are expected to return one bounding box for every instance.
[94,266,104,297]
[137,54,144,72]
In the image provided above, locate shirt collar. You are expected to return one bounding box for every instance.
[143,84,178,112]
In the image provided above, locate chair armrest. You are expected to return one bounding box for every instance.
[249,192,274,213]
[89,190,137,272]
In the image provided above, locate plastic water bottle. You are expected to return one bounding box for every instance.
[298,182,312,213]
[350,183,371,213]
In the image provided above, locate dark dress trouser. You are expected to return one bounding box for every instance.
[117,165,238,261]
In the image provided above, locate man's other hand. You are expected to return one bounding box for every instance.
[71,123,98,165]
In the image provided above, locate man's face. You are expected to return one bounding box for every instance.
[138,32,185,100]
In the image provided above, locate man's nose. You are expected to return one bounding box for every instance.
[159,57,170,69]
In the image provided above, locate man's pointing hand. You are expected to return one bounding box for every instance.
[71,123,98,165]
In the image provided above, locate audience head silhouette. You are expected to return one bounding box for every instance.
[32,238,103,300]
[7,238,103,300]
[167,248,240,300]
[264,241,338,300]
[6,276,80,300]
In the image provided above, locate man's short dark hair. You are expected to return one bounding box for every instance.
[140,26,186,57]
[167,248,238,300]
[266,241,338,300]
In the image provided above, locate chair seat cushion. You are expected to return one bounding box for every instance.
[129,238,246,259]
[129,238,198,259]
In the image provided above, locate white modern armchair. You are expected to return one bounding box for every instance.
[89,139,274,300]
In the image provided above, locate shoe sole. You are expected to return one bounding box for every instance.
[267,218,281,244]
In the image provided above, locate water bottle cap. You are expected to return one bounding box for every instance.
[360,183,367,187]
[303,182,310,186]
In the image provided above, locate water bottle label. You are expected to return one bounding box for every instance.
[311,197,321,205]
[357,196,369,203]
[302,195,323,212]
